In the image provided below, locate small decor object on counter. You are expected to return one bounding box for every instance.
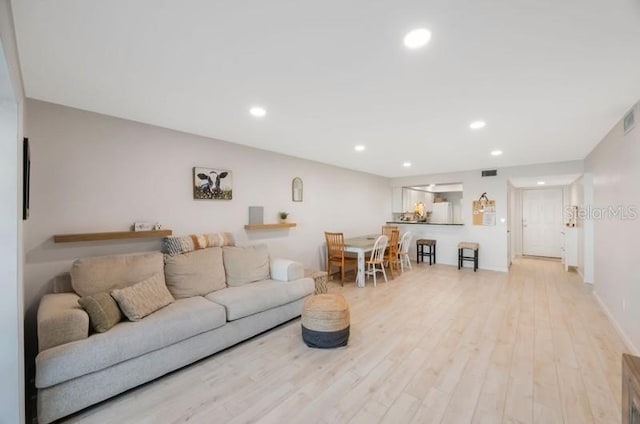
[134,222,155,231]
[413,202,426,221]
[279,211,289,223]
[193,167,232,200]
[292,177,303,202]
[153,223,162,230]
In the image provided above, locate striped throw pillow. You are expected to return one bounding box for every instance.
[162,232,234,256]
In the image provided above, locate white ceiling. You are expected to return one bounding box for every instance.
[509,174,582,188]
[11,0,640,177]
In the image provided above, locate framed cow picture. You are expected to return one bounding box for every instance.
[193,167,233,200]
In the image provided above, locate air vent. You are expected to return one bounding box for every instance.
[481,169,498,177]
[624,106,636,134]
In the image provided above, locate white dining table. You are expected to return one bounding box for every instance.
[343,234,379,288]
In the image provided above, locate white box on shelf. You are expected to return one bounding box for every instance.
[133,222,155,231]
[249,206,264,224]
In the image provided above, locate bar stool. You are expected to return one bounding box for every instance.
[416,239,436,265]
[458,242,479,271]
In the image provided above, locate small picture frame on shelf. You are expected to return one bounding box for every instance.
[133,222,155,231]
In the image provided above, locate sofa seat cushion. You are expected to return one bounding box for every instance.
[36,296,226,389]
[206,278,314,321]
[71,252,165,297]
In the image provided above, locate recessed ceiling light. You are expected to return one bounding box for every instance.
[470,121,486,130]
[249,106,266,117]
[403,162,412,167]
[490,150,503,156]
[403,28,431,49]
[354,145,365,152]
[537,181,546,185]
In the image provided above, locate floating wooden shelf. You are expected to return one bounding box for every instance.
[54,229,173,243]
[244,223,297,230]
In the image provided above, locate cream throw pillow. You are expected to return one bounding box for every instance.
[111,273,174,321]
[222,244,270,286]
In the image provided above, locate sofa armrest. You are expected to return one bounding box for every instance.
[37,293,89,352]
[270,258,305,282]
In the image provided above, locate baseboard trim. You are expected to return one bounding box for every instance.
[576,268,593,284]
[481,266,509,273]
[593,291,639,355]
[420,260,508,273]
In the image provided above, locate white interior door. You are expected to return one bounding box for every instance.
[522,188,563,257]
[507,184,512,267]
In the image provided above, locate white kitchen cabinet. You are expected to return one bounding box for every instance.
[562,227,578,271]
[402,188,412,212]
[392,187,403,213]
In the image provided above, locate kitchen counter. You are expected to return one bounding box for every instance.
[386,221,464,226]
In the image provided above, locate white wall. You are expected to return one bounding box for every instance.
[0,88,21,424]
[0,0,25,422]
[510,184,522,258]
[507,181,516,263]
[391,161,583,272]
[22,99,391,368]
[582,173,594,284]
[569,176,585,279]
[585,101,640,353]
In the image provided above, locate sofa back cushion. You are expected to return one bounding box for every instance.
[70,252,164,297]
[223,244,270,286]
[164,247,226,298]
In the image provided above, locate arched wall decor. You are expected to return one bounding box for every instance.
[292,177,303,202]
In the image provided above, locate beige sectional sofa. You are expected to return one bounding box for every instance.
[35,242,314,424]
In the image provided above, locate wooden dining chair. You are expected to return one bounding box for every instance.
[383,229,400,278]
[398,231,413,272]
[325,232,357,286]
[365,235,388,287]
[382,225,398,238]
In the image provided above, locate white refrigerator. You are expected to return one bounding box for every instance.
[430,202,452,224]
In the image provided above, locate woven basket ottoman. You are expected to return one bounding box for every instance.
[301,294,350,348]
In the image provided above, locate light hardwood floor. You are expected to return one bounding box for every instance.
[62,257,627,424]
